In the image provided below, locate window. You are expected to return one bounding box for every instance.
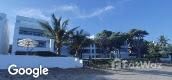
[161,54,169,58]
[81,49,90,53]
[120,48,128,52]
[19,30,32,35]
[33,32,43,36]
[92,49,94,53]
[96,49,103,53]
[36,40,46,48]
[92,44,94,47]
[19,27,44,37]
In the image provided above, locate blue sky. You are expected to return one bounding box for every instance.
[0,0,172,44]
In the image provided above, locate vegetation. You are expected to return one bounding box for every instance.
[94,29,149,58]
[146,35,171,62]
[39,14,172,62]
[69,29,90,57]
[40,14,78,55]
[127,29,149,58]
[95,30,129,58]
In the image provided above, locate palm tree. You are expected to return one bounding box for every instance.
[109,32,128,58]
[128,29,148,40]
[39,14,78,55]
[148,41,161,61]
[70,29,89,57]
[158,35,169,48]
[128,29,149,58]
[95,30,112,53]
[157,35,169,56]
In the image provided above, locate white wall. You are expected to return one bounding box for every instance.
[0,55,83,69]
[0,13,9,54]
[160,55,172,62]
[12,16,54,54]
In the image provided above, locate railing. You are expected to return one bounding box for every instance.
[82,53,112,59]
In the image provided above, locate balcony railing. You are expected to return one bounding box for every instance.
[82,53,112,60]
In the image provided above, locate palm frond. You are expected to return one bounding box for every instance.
[52,14,60,32]
[39,21,55,38]
[67,26,79,34]
[63,26,79,40]
[62,20,69,30]
[79,29,84,34]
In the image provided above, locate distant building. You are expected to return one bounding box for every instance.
[81,41,129,60]
[160,53,172,63]
[0,13,9,54]
[12,16,54,55]
[81,44,112,59]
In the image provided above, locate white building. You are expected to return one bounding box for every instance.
[12,16,54,55]
[82,44,112,59]
[0,13,9,54]
[81,42,129,60]
[160,53,172,63]
[81,36,129,60]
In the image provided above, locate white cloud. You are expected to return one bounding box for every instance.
[105,5,114,10]
[88,35,95,39]
[56,5,78,11]
[78,5,114,18]
[52,5,114,19]
[13,5,112,20]
[12,0,132,20]
[16,8,49,20]
[14,5,114,20]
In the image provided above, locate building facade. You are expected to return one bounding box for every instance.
[81,44,111,59]
[160,53,172,63]
[12,16,54,55]
[81,41,130,60]
[0,13,9,54]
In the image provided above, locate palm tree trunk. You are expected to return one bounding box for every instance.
[171,54,172,63]
[57,47,61,56]
[137,48,140,58]
[136,43,141,58]
[56,41,62,56]
[119,49,121,58]
[75,50,78,57]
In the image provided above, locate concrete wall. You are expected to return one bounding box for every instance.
[0,55,83,69]
[0,13,9,54]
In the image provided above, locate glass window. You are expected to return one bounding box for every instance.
[92,49,94,53]
[120,49,128,52]
[96,49,103,53]
[81,49,90,53]
[33,32,44,36]
[19,27,44,37]
[36,40,46,48]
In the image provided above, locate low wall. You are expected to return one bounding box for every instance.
[0,55,83,69]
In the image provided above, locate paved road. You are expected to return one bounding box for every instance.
[0,66,172,80]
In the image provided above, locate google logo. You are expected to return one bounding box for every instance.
[8,64,48,78]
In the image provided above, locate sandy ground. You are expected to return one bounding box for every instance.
[0,66,172,80]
